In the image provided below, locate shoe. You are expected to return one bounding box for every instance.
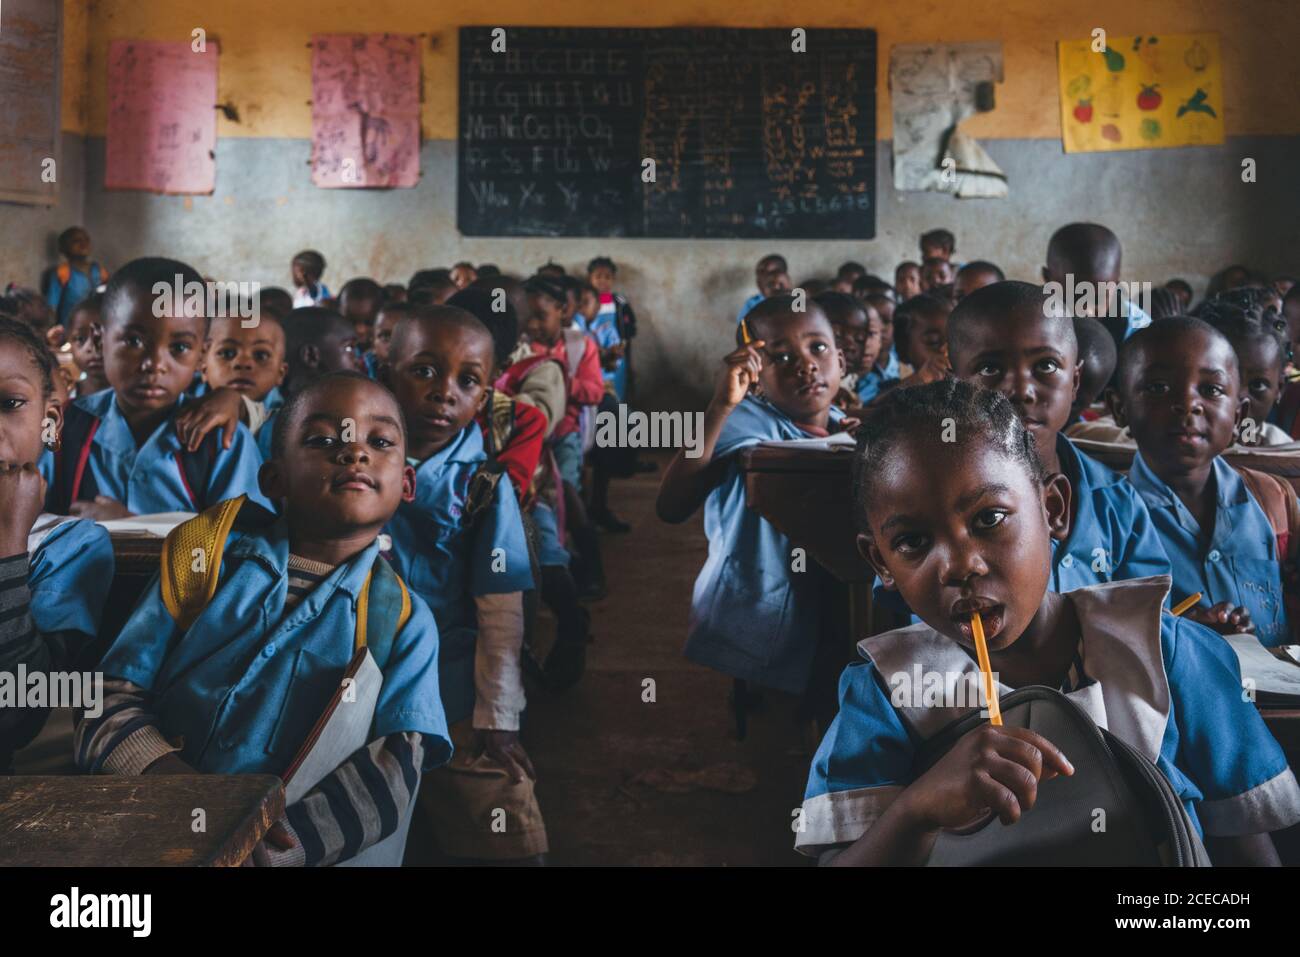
[591,508,631,534]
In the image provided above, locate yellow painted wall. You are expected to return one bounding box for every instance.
[65,0,1300,140]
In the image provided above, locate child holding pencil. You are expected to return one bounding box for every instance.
[796,380,1300,866]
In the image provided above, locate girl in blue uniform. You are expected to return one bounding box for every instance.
[1113,317,1292,644]
[0,317,114,771]
[658,295,852,696]
[948,281,1171,592]
[797,380,1300,865]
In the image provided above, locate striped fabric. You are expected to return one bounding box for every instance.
[284,554,338,610]
[0,553,46,770]
[1060,638,1091,695]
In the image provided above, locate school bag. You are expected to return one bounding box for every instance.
[50,401,220,514]
[1235,465,1300,641]
[562,327,598,454]
[159,494,417,866]
[915,686,1210,867]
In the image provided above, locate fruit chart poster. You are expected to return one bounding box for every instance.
[1057,34,1224,153]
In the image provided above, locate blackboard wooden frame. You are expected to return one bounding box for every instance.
[458,27,876,239]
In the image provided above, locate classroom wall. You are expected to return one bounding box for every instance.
[8,0,1300,409]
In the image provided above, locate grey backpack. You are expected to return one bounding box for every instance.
[916,686,1210,866]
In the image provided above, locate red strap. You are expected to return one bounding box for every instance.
[70,419,100,504]
[174,451,199,509]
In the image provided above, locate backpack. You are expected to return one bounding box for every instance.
[916,686,1210,867]
[562,327,598,454]
[1235,465,1300,642]
[50,401,219,514]
[158,495,412,668]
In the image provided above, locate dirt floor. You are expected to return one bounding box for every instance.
[522,452,816,866]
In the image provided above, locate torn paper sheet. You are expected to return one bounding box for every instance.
[890,42,1004,196]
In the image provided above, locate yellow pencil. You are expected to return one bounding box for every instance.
[971,612,1002,726]
[741,317,753,345]
[1171,592,1203,617]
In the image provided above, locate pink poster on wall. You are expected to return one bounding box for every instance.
[311,34,421,188]
[106,40,218,194]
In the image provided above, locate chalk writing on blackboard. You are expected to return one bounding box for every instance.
[311,34,421,189]
[106,40,218,194]
[458,28,876,239]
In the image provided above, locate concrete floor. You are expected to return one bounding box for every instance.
[521,452,816,867]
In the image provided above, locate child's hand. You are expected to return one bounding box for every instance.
[834,416,862,435]
[144,752,198,775]
[69,496,133,521]
[473,729,537,784]
[245,819,301,867]
[175,387,245,452]
[899,724,1073,832]
[0,462,47,556]
[900,355,952,390]
[714,341,765,408]
[1184,601,1255,635]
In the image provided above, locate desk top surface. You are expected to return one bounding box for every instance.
[0,774,284,867]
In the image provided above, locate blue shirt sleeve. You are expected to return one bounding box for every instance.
[97,574,182,692]
[29,519,114,640]
[207,423,275,511]
[1164,616,1300,835]
[806,660,916,800]
[373,592,452,770]
[44,272,63,315]
[469,476,534,596]
[1112,484,1173,583]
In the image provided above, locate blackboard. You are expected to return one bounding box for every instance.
[0,0,62,206]
[458,27,876,239]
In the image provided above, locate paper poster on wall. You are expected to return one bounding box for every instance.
[106,40,218,194]
[311,34,421,189]
[890,42,1006,197]
[1057,34,1224,153]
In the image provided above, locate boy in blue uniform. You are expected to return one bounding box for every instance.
[0,317,114,770]
[658,295,851,696]
[1113,318,1294,644]
[76,372,450,867]
[798,380,1300,865]
[948,281,1170,592]
[382,304,546,862]
[44,257,270,517]
[1042,222,1152,342]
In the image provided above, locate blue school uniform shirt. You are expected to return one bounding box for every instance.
[61,388,272,514]
[1052,434,1170,592]
[45,262,106,326]
[93,522,451,776]
[686,395,844,693]
[854,348,900,405]
[1125,298,1153,339]
[1127,452,1291,646]
[795,576,1300,856]
[384,424,534,725]
[30,518,113,640]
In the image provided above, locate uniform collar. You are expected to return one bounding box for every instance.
[1057,432,1124,490]
[77,387,187,451]
[860,575,1173,763]
[748,394,845,430]
[226,516,381,602]
[408,422,483,471]
[1128,451,1249,511]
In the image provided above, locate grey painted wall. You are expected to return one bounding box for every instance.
[0,132,86,295]
[8,133,1299,409]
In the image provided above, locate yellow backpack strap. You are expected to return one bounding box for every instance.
[354,557,412,667]
[160,494,247,631]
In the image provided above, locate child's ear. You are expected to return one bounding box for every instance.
[856,532,896,589]
[1104,386,1127,427]
[1041,265,1051,284]
[299,343,320,371]
[1071,358,1082,404]
[274,361,288,387]
[1043,472,1073,543]
[401,463,417,503]
[837,347,847,380]
[1235,391,1251,427]
[43,399,64,450]
[258,460,284,501]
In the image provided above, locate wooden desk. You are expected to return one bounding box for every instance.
[0,774,284,866]
[1072,439,1300,494]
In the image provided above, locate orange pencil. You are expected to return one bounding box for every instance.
[741,317,753,345]
[971,612,1002,726]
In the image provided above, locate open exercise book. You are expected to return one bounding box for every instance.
[758,432,857,452]
[1228,635,1300,707]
